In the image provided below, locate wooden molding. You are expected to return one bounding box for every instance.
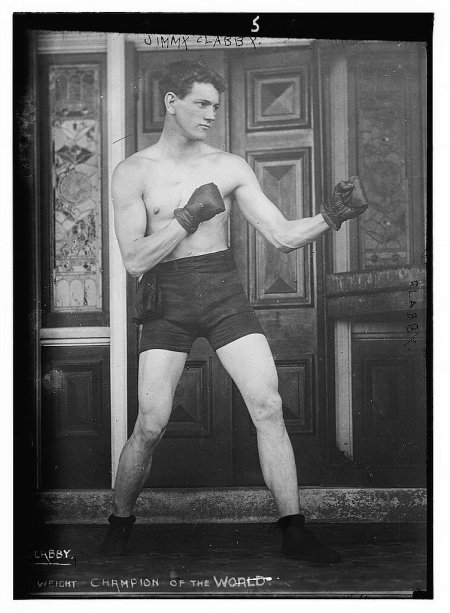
[328,289,426,319]
[326,267,426,318]
[107,34,129,485]
[40,327,110,339]
[37,32,107,53]
[326,267,426,297]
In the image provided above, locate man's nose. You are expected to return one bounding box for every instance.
[203,108,216,121]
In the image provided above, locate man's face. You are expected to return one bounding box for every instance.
[172,82,220,141]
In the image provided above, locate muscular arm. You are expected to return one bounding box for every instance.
[112,161,187,277]
[232,157,329,253]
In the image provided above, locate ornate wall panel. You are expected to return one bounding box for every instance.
[49,64,103,312]
[355,60,413,269]
[41,345,111,488]
[351,334,426,485]
[143,70,165,132]
[166,358,212,437]
[359,356,423,464]
[277,357,314,434]
[248,149,312,307]
[247,357,314,437]
[246,66,310,130]
[48,367,98,438]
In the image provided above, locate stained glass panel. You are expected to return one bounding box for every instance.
[49,64,102,311]
[356,61,411,269]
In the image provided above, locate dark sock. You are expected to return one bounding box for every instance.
[99,514,136,556]
[277,514,342,563]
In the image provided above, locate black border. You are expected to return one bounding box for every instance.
[13,11,434,601]
[13,12,433,41]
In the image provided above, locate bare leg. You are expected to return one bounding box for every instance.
[217,334,341,562]
[113,349,188,516]
[216,334,299,517]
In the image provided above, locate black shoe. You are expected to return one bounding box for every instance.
[99,514,136,556]
[277,514,342,564]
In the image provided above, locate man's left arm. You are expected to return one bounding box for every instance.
[232,156,368,252]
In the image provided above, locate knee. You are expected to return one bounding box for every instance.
[133,398,169,446]
[133,414,166,447]
[135,384,174,441]
[250,391,284,430]
[135,417,166,444]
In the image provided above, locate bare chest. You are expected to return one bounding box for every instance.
[142,161,235,223]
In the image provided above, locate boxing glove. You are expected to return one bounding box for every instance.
[174,182,226,234]
[321,176,369,231]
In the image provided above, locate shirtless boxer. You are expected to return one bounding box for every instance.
[100,60,368,562]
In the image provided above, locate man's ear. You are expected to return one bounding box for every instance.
[164,91,177,115]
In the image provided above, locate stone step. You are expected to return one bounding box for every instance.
[37,487,427,523]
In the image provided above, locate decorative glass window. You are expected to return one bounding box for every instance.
[356,61,411,270]
[49,64,102,311]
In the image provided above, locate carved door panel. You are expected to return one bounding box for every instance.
[230,48,325,484]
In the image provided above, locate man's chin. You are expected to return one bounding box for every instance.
[189,132,209,142]
[181,128,210,143]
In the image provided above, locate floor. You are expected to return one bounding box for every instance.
[16,522,428,599]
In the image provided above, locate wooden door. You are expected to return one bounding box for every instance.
[230,48,325,485]
[332,42,427,486]
[130,47,325,487]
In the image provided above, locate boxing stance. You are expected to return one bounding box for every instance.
[101,60,368,562]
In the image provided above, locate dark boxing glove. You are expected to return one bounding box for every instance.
[173,182,226,234]
[320,176,369,231]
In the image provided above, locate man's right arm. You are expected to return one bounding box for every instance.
[112,160,188,277]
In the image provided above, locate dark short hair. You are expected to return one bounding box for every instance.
[159,60,226,105]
